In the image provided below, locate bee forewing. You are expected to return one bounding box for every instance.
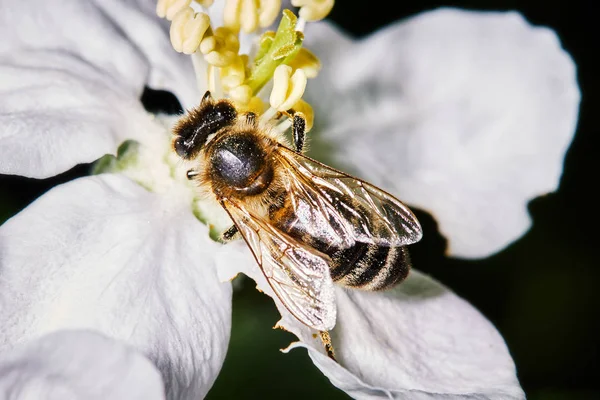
[277,146,423,247]
[222,199,337,331]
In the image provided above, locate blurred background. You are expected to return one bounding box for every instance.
[0,0,597,399]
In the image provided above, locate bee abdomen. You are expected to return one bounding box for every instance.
[330,244,410,291]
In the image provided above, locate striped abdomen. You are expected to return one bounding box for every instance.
[326,242,410,290]
[270,195,411,291]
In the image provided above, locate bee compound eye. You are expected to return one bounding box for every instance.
[174,137,191,159]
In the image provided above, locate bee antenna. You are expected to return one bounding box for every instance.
[201,91,213,104]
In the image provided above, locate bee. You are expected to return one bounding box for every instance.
[173,91,423,359]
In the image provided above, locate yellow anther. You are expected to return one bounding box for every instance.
[170,8,211,54]
[221,55,247,89]
[291,0,334,21]
[240,0,259,33]
[270,65,307,111]
[224,0,281,33]
[229,84,253,105]
[157,0,192,20]
[194,0,214,7]
[224,0,242,32]
[288,48,321,78]
[291,99,314,131]
[258,0,281,28]
[200,27,240,67]
[215,27,241,54]
[205,49,237,67]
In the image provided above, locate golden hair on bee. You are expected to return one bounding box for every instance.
[172,92,291,218]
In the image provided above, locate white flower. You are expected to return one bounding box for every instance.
[0,0,579,399]
[0,330,165,400]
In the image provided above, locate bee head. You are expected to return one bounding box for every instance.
[172,92,237,160]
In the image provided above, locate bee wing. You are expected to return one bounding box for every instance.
[276,145,423,247]
[221,198,337,331]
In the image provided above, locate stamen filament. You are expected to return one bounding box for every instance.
[191,51,209,93]
[295,17,306,33]
[259,107,278,123]
[275,118,293,133]
[270,65,307,111]
[291,0,334,22]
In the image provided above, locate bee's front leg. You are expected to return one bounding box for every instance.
[221,225,239,242]
[292,113,307,153]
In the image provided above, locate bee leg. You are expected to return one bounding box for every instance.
[319,330,337,362]
[292,112,307,153]
[221,225,239,242]
[244,112,257,126]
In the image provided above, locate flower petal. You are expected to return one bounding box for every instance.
[0,330,165,400]
[0,174,232,399]
[304,9,580,258]
[217,242,524,399]
[0,0,197,178]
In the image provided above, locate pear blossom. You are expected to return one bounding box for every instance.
[0,0,579,399]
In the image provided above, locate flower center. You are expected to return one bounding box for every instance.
[156,0,333,130]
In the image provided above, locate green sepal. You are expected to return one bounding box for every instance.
[91,140,140,175]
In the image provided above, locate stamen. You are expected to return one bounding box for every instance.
[270,65,307,111]
[204,49,237,67]
[287,48,321,78]
[224,0,282,33]
[157,0,192,20]
[170,8,211,54]
[221,55,247,89]
[259,107,278,124]
[207,65,224,99]
[291,0,334,22]
[240,0,259,33]
[191,51,209,93]
[223,0,242,32]
[258,0,281,28]
[229,84,253,105]
[194,0,214,7]
[295,17,307,33]
[200,27,240,67]
[275,118,292,133]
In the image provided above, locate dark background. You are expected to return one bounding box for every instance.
[0,1,597,399]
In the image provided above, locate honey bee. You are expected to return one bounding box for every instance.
[173,91,423,359]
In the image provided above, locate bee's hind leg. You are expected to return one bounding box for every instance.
[319,330,337,362]
[221,225,239,242]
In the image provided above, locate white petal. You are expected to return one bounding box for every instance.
[0,174,232,400]
[0,330,165,400]
[0,0,197,178]
[218,243,524,398]
[304,10,580,258]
